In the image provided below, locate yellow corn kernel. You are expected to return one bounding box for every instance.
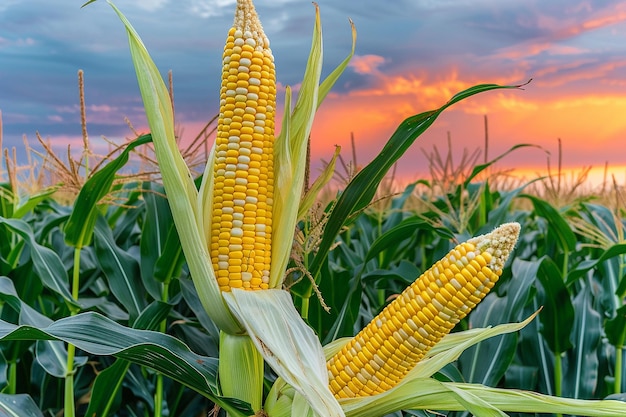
[327,223,520,398]
[212,0,276,292]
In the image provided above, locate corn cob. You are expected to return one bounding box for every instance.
[212,0,276,292]
[327,222,520,398]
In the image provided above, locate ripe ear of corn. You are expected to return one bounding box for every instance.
[212,0,276,292]
[327,222,521,398]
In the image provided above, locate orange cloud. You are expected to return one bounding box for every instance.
[582,8,626,31]
[300,60,626,187]
[349,54,386,75]
[343,67,523,112]
[302,67,529,162]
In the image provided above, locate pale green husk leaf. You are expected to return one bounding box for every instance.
[198,142,217,253]
[298,146,341,221]
[340,379,626,417]
[223,289,344,417]
[408,310,540,379]
[271,4,356,289]
[109,2,240,334]
[292,391,317,417]
[264,379,294,417]
[317,18,356,106]
[219,332,264,411]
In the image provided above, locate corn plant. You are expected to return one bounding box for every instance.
[0,0,625,416]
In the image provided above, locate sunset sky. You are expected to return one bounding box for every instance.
[2,0,626,187]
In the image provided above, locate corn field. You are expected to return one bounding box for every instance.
[0,1,625,416]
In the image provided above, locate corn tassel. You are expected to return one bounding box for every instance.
[212,0,276,292]
[327,222,520,398]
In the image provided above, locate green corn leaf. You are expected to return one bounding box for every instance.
[179,279,220,353]
[536,256,575,354]
[0,393,43,417]
[0,350,7,388]
[0,237,13,276]
[504,363,538,390]
[522,194,577,253]
[85,359,129,417]
[568,243,626,284]
[361,261,422,289]
[0,277,51,327]
[462,143,543,187]
[606,304,626,347]
[134,301,172,331]
[124,364,156,406]
[35,340,87,379]
[105,183,143,241]
[590,251,626,338]
[85,301,172,417]
[13,186,58,219]
[458,258,537,387]
[562,290,602,399]
[500,258,540,323]
[140,182,175,298]
[93,215,146,323]
[320,265,363,345]
[153,222,184,283]
[0,278,94,411]
[0,217,76,305]
[309,81,529,282]
[519,295,556,395]
[481,180,539,231]
[577,202,620,239]
[0,184,15,219]
[64,133,151,249]
[0,312,252,416]
[458,296,520,388]
[362,216,454,268]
